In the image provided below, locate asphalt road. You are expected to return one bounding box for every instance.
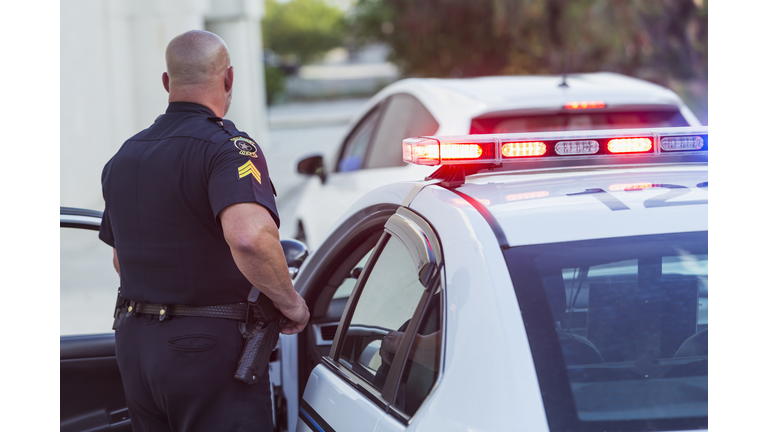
[60,98,369,335]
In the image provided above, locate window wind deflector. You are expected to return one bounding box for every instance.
[384,214,436,286]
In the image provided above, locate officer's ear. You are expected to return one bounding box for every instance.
[162,72,170,93]
[224,66,234,93]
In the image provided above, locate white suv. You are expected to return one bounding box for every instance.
[293,72,701,249]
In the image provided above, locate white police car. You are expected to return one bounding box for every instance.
[60,127,707,432]
[280,126,708,432]
[292,73,702,249]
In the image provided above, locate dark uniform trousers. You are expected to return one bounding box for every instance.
[115,312,273,431]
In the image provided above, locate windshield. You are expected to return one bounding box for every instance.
[471,110,688,134]
[505,232,707,431]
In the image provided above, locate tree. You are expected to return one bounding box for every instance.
[263,0,348,65]
[348,0,707,82]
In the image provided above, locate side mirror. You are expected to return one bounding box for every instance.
[297,155,327,184]
[281,239,309,279]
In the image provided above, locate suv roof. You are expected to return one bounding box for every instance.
[350,73,700,135]
[409,72,684,105]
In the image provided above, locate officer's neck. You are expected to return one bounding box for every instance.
[167,88,228,118]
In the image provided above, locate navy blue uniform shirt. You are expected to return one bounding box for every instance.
[99,102,278,306]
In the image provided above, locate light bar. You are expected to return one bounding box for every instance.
[402,127,707,168]
[565,101,606,110]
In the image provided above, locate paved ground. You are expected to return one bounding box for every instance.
[61,98,369,335]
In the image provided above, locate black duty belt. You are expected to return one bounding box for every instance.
[126,301,248,322]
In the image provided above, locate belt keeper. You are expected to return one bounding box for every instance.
[159,305,168,321]
[126,301,135,318]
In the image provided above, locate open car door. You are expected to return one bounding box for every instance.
[60,207,131,431]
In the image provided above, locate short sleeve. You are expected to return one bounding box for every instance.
[99,206,116,247]
[98,160,116,247]
[208,135,280,228]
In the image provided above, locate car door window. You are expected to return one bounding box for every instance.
[61,226,119,335]
[332,250,373,300]
[366,94,439,170]
[337,106,382,172]
[338,235,425,391]
[392,289,442,417]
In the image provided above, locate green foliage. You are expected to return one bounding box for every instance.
[264,65,286,105]
[348,0,708,82]
[263,0,348,64]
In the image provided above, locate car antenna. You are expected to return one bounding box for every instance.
[559,53,570,88]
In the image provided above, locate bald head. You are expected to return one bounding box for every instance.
[166,30,230,86]
[163,30,234,116]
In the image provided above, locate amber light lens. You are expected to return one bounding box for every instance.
[501,142,547,157]
[413,143,440,160]
[441,143,483,160]
[607,138,652,153]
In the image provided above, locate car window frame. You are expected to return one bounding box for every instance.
[333,100,389,173]
[325,207,445,422]
[363,93,438,170]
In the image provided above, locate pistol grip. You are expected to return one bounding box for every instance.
[234,320,281,384]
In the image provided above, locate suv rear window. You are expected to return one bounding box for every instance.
[471,110,688,134]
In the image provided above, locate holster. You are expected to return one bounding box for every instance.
[112,287,127,330]
[234,287,287,385]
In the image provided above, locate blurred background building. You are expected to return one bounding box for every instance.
[61,0,271,211]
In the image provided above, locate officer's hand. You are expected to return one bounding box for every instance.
[276,294,310,335]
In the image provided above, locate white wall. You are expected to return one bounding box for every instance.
[61,0,268,210]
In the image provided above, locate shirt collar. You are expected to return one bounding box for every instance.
[166,102,216,117]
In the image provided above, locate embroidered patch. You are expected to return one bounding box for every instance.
[238,160,262,184]
[231,137,258,158]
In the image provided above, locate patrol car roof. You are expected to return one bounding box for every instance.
[448,164,708,247]
[403,126,708,247]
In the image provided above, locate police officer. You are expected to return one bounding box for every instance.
[98,30,310,431]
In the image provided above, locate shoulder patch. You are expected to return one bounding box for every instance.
[231,136,258,158]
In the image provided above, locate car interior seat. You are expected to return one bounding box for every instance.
[542,271,604,365]
[674,328,707,358]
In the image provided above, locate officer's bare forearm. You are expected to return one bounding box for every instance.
[220,202,301,310]
[228,227,299,309]
[112,248,120,276]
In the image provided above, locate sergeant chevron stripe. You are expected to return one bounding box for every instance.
[238,160,262,184]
